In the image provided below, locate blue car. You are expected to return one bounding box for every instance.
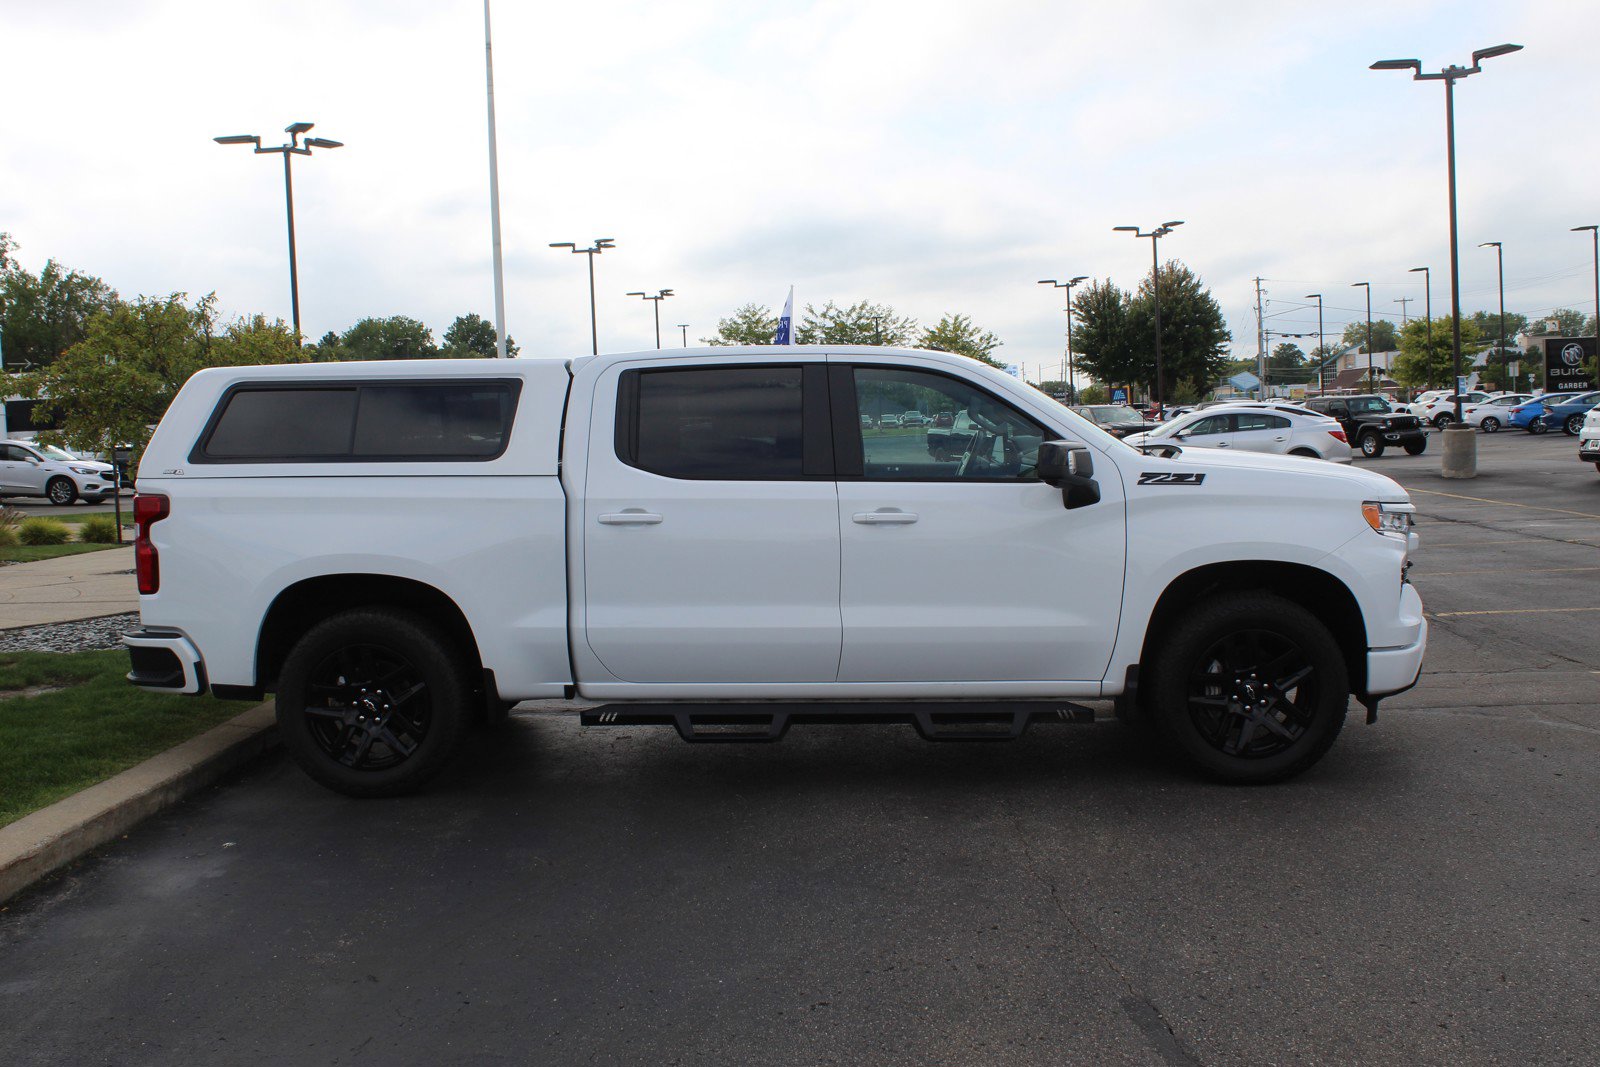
[1532,391,1600,436]
[1511,393,1583,431]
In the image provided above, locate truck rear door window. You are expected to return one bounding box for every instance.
[619,366,812,480]
[197,381,520,462]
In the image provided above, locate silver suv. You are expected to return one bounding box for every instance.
[0,440,118,505]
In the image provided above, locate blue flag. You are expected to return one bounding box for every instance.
[774,286,794,345]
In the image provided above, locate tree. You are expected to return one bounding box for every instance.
[442,313,517,358]
[1339,318,1400,353]
[338,316,438,359]
[1070,280,1139,388]
[0,236,121,370]
[1469,309,1528,347]
[1266,342,1310,385]
[1127,262,1231,397]
[19,293,305,461]
[795,300,918,346]
[1392,316,1481,389]
[918,313,1002,366]
[705,303,779,346]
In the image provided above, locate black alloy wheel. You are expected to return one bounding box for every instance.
[276,608,471,797]
[302,643,431,772]
[46,477,76,506]
[1145,592,1348,783]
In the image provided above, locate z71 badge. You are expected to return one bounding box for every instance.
[1137,472,1206,486]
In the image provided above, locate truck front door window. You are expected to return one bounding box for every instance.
[850,367,1046,480]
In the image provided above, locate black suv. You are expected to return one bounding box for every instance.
[1303,395,1427,458]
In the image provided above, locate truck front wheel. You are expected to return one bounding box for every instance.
[1146,592,1348,784]
[276,608,472,797]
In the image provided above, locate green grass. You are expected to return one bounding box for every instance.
[0,542,126,563]
[0,649,257,828]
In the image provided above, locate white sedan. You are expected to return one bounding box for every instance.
[1124,405,1352,462]
[1461,393,1534,432]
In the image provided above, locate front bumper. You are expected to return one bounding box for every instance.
[123,629,206,694]
[1364,581,1426,698]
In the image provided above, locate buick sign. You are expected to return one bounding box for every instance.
[1545,337,1596,392]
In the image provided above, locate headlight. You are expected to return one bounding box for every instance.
[1362,500,1415,536]
[69,466,99,476]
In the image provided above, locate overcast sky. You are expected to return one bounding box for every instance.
[2,0,1596,373]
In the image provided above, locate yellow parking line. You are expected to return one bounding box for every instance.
[1407,487,1600,521]
[1413,565,1600,578]
[1428,606,1600,618]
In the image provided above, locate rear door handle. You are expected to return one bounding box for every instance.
[598,510,663,526]
[1273,436,1287,442]
[853,509,919,525]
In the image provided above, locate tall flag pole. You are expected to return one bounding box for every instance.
[483,0,509,357]
[774,286,794,345]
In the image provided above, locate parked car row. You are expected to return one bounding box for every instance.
[1123,404,1352,462]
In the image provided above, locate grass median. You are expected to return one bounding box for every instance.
[0,649,256,828]
[0,543,126,564]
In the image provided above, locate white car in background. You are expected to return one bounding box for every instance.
[1579,406,1600,473]
[0,440,119,505]
[1404,390,1451,419]
[1124,405,1352,462]
[1461,393,1534,433]
[1419,391,1493,427]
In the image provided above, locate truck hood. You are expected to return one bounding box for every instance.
[1124,442,1408,501]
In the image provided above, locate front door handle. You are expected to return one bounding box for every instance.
[1216,442,1230,448]
[853,509,919,525]
[1273,435,1287,442]
[598,510,663,526]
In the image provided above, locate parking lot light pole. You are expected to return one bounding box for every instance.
[1351,282,1374,391]
[1575,226,1599,356]
[214,123,342,338]
[1113,222,1182,411]
[1372,43,1522,436]
[1409,266,1433,390]
[676,324,690,348]
[550,239,615,355]
[1305,294,1326,393]
[627,289,674,349]
[1480,241,1507,386]
[1038,276,1089,400]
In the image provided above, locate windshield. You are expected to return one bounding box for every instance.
[1348,396,1392,414]
[36,444,80,462]
[1085,405,1143,425]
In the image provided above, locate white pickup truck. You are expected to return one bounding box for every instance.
[125,346,1426,795]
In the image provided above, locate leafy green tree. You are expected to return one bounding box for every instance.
[1393,316,1481,389]
[918,313,1002,366]
[1127,262,1231,397]
[442,312,517,358]
[19,294,305,462]
[1070,279,1139,388]
[796,301,918,346]
[1265,342,1311,385]
[1340,318,1400,353]
[0,236,121,370]
[1077,384,1109,405]
[338,316,438,359]
[1538,308,1589,337]
[705,303,780,346]
[310,330,345,361]
[1469,309,1528,347]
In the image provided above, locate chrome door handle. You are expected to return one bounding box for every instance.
[853,510,919,525]
[598,510,663,526]
[1216,442,1229,448]
[1273,436,1287,442]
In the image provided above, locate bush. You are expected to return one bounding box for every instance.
[78,515,120,544]
[0,527,16,548]
[0,506,23,538]
[18,518,71,546]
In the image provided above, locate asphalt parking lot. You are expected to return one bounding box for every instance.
[2,430,1597,1066]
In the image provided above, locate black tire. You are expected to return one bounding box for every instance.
[1288,448,1320,459]
[276,608,472,797]
[1481,416,1501,433]
[1565,414,1583,437]
[1528,419,1548,435]
[46,477,77,506]
[1403,439,1427,456]
[1144,592,1349,784]
[1359,432,1385,458]
[1432,413,1452,428]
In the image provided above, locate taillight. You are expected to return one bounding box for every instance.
[134,493,170,595]
[1328,428,1347,443]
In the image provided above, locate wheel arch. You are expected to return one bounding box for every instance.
[1138,561,1368,695]
[256,573,486,694]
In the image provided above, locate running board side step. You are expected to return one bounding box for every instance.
[580,701,1097,743]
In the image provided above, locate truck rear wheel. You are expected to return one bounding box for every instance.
[1145,592,1348,784]
[276,608,472,797]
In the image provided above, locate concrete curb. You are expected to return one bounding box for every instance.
[0,701,278,905]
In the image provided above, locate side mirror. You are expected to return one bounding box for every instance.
[1038,440,1100,510]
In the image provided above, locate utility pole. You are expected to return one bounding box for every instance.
[1254,277,1267,385]
[1394,296,1412,324]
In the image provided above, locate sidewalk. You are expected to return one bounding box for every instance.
[0,547,138,630]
